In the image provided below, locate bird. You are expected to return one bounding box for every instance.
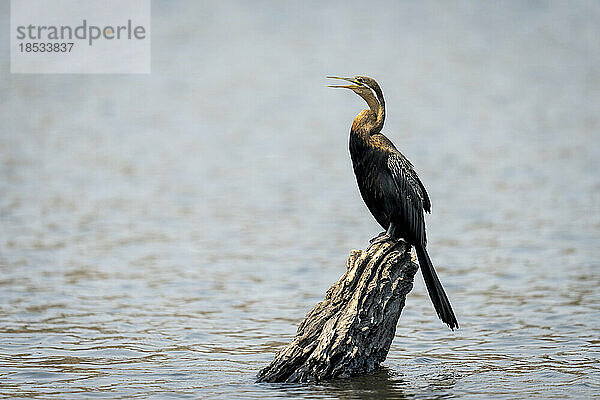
[328,75,458,330]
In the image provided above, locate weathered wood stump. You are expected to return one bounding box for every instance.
[257,238,419,383]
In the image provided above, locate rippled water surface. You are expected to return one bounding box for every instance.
[1,1,600,398]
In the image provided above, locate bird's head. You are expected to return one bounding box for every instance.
[327,75,374,101]
[327,75,386,132]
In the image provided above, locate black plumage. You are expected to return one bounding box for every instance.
[329,75,458,330]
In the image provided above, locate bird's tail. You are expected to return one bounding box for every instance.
[414,244,459,330]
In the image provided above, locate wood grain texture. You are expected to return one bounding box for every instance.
[257,238,418,383]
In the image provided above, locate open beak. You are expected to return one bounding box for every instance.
[327,76,361,89]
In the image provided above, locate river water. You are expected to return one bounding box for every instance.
[1,1,599,398]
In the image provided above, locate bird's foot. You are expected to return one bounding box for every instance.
[370,232,394,245]
[369,231,387,243]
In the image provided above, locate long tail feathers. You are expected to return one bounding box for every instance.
[415,244,459,330]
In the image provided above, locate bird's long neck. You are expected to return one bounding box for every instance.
[372,88,385,134]
[351,110,377,141]
[355,89,385,135]
[350,84,386,139]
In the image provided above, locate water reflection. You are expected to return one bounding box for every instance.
[261,368,418,400]
[321,369,415,400]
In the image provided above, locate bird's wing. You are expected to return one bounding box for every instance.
[415,169,431,213]
[387,152,431,244]
[386,150,431,212]
[374,134,431,212]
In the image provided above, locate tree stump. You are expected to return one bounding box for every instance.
[257,238,419,383]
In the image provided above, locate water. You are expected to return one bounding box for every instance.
[1,1,599,398]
